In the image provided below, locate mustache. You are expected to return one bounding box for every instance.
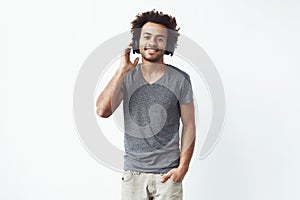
[144,46,160,51]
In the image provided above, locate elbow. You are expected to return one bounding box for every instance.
[96,106,112,118]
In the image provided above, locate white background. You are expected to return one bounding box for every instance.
[1,0,300,199]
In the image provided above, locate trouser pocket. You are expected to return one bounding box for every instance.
[121,171,134,182]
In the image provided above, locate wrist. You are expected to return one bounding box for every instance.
[116,66,129,76]
[178,164,189,173]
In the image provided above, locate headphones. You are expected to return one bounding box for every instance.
[132,29,177,56]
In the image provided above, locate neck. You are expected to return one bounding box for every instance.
[141,58,165,73]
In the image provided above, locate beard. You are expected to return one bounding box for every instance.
[140,45,165,62]
[140,49,165,62]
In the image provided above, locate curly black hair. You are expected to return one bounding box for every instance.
[131,9,180,56]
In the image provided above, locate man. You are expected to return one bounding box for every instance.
[96,10,195,200]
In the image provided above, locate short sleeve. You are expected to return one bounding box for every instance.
[179,75,193,104]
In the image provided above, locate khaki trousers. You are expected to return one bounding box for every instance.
[121,171,183,200]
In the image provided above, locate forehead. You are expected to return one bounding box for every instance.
[141,22,168,36]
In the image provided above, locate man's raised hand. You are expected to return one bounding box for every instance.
[119,43,139,73]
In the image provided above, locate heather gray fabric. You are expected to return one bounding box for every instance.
[121,64,193,173]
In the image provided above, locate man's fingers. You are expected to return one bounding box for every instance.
[133,57,139,67]
[125,42,133,53]
[124,40,135,61]
[160,173,171,183]
[124,47,131,57]
[121,43,138,70]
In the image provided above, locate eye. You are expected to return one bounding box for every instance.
[157,37,165,42]
[144,35,151,40]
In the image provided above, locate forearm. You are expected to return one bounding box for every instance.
[178,124,196,172]
[160,124,196,183]
[96,68,127,118]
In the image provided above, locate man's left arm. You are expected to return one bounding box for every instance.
[161,102,196,183]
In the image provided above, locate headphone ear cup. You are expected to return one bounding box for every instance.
[132,39,140,54]
[164,30,176,56]
[164,42,175,56]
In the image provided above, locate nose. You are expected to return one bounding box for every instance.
[147,36,157,46]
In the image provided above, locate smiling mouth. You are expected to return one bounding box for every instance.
[144,47,159,53]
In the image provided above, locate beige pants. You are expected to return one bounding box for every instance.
[121,171,183,200]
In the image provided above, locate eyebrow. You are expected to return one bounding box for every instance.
[143,32,166,38]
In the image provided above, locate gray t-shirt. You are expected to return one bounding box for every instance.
[121,64,193,173]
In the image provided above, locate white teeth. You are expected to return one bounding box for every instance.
[148,49,156,53]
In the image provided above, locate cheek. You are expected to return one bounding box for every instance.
[139,42,145,52]
[139,38,146,47]
[158,42,167,50]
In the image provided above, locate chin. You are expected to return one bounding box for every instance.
[141,52,164,62]
[144,55,163,62]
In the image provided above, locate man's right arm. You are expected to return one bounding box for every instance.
[96,45,139,118]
